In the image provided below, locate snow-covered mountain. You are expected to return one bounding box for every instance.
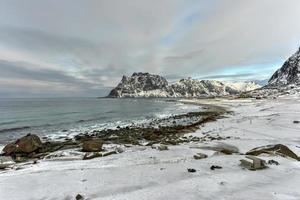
[107,72,169,97]
[268,48,300,86]
[107,72,261,98]
[244,48,300,98]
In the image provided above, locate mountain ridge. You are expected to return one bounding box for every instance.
[107,72,261,98]
[268,48,300,86]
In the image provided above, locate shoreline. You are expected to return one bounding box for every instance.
[1,98,229,160]
[1,96,300,199]
[0,98,200,145]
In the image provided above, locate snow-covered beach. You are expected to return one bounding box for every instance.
[1,94,300,200]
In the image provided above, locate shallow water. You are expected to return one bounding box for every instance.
[0,98,200,144]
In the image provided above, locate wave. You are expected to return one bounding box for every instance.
[76,116,109,123]
[0,126,31,133]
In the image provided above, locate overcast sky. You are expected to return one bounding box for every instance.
[0,0,300,97]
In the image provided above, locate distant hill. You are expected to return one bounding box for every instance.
[107,72,261,98]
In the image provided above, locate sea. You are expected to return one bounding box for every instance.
[0,98,200,144]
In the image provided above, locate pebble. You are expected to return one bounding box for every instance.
[187,168,196,173]
[210,165,222,170]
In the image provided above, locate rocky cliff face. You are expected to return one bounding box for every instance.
[244,48,300,98]
[167,79,240,97]
[108,72,169,97]
[268,48,300,86]
[107,72,261,98]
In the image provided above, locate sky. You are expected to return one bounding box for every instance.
[1,0,300,97]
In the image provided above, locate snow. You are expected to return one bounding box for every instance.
[1,95,300,200]
[268,48,300,85]
[124,80,261,98]
[225,81,261,92]
[108,72,261,98]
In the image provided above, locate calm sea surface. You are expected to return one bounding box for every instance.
[0,98,199,144]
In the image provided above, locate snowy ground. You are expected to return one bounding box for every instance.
[1,95,300,200]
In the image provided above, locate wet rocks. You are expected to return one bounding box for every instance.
[193,153,207,160]
[293,120,300,124]
[246,144,300,161]
[2,134,42,156]
[73,108,227,149]
[82,139,103,152]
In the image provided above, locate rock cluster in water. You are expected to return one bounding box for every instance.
[107,72,260,98]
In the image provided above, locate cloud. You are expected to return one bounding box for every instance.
[0,0,299,97]
[197,73,257,80]
[0,59,110,97]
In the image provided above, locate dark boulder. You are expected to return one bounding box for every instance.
[2,134,42,155]
[187,168,196,173]
[82,139,103,152]
[246,144,300,161]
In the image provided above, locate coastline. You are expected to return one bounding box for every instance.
[0,98,229,158]
[1,96,300,200]
[0,98,200,145]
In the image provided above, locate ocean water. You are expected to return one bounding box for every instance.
[0,98,200,144]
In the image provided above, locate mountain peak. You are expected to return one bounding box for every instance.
[268,48,300,85]
[107,72,261,98]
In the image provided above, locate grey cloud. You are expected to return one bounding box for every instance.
[0,60,112,97]
[160,0,300,76]
[197,73,257,80]
[164,49,205,62]
[0,60,93,86]
[0,0,299,97]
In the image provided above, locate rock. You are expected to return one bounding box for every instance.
[240,155,267,170]
[268,159,280,165]
[0,156,15,169]
[83,152,102,160]
[210,165,222,170]
[2,134,42,155]
[268,47,300,86]
[39,141,80,153]
[82,151,117,160]
[102,151,117,157]
[75,194,84,200]
[193,153,208,160]
[14,156,30,163]
[82,139,103,152]
[194,143,239,155]
[190,137,200,142]
[187,168,196,173]
[152,144,169,151]
[115,147,124,153]
[293,120,300,124]
[246,144,300,161]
